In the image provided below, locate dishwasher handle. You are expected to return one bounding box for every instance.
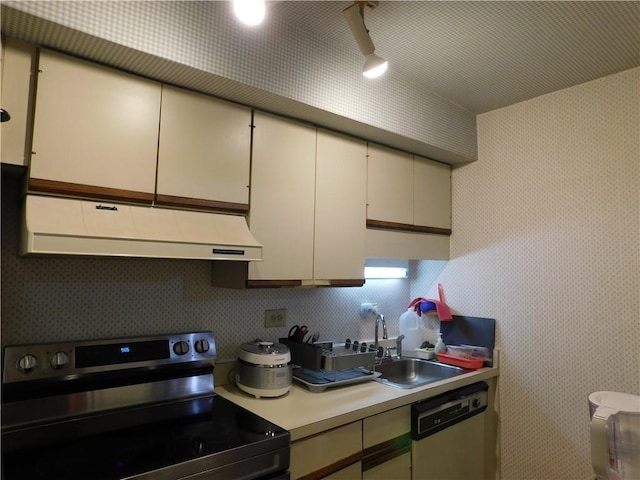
[411,381,488,441]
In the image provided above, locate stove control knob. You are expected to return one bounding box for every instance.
[17,354,38,374]
[173,341,190,355]
[195,339,210,354]
[49,351,70,370]
[472,398,482,408]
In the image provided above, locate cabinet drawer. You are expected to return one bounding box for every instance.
[290,421,362,479]
[363,405,410,448]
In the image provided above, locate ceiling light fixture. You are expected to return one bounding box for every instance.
[364,267,408,279]
[343,1,388,78]
[233,0,266,26]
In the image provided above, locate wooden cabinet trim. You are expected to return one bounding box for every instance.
[28,178,154,205]
[155,193,248,215]
[362,433,412,472]
[367,219,452,236]
[297,452,363,480]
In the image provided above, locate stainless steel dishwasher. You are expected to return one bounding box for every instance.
[411,381,489,480]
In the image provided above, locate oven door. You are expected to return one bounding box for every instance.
[2,395,290,480]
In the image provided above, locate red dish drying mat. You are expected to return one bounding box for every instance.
[437,353,484,370]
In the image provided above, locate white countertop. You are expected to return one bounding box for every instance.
[216,363,499,441]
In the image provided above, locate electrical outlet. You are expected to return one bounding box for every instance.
[360,303,378,318]
[264,309,286,328]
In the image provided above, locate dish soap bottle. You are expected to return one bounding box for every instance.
[434,333,446,354]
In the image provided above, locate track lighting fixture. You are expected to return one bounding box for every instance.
[233,0,266,26]
[343,1,388,78]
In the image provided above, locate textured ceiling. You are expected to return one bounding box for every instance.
[272,1,640,113]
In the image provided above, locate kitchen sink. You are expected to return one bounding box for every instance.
[369,358,465,389]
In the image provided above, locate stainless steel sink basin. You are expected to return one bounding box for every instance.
[370,358,465,389]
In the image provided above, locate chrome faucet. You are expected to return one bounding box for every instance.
[374,314,388,355]
[396,334,405,358]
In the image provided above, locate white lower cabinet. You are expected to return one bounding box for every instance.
[363,452,411,480]
[323,462,363,480]
[290,421,362,479]
[362,406,411,480]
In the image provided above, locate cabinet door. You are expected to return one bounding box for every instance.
[1,38,34,167]
[290,422,362,479]
[413,156,451,229]
[156,86,251,212]
[363,406,411,480]
[248,111,316,282]
[366,143,413,225]
[363,406,410,448]
[314,130,366,283]
[325,462,362,480]
[363,452,411,480]
[30,50,161,201]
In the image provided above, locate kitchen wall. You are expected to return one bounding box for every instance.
[421,68,639,479]
[1,1,476,163]
[1,3,638,479]
[1,172,435,360]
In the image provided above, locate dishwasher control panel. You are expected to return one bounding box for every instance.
[411,381,488,440]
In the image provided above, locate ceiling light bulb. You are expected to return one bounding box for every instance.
[363,53,388,78]
[233,0,266,26]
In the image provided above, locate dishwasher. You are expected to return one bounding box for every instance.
[411,381,489,480]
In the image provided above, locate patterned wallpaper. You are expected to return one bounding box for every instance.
[0,1,477,163]
[1,2,638,478]
[3,70,637,478]
[422,68,639,479]
[1,172,436,361]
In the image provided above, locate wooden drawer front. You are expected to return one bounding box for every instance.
[363,405,410,448]
[291,422,362,480]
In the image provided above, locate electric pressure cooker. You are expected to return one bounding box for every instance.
[236,341,292,398]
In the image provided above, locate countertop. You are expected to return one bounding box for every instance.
[216,361,499,441]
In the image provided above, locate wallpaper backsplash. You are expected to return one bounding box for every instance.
[1,174,448,361]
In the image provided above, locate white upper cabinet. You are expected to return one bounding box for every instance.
[246,112,366,286]
[367,142,451,232]
[1,38,35,167]
[313,129,367,283]
[156,86,251,213]
[248,111,316,283]
[366,143,414,225]
[413,155,451,230]
[29,49,161,202]
[365,143,451,260]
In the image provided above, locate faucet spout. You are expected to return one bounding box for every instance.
[381,314,388,340]
[396,334,405,358]
[374,314,388,355]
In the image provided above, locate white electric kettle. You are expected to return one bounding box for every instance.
[589,391,640,480]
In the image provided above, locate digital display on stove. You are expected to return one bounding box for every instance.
[76,340,170,368]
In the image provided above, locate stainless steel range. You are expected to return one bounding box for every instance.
[1,332,290,480]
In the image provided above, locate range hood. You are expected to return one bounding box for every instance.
[21,195,263,261]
